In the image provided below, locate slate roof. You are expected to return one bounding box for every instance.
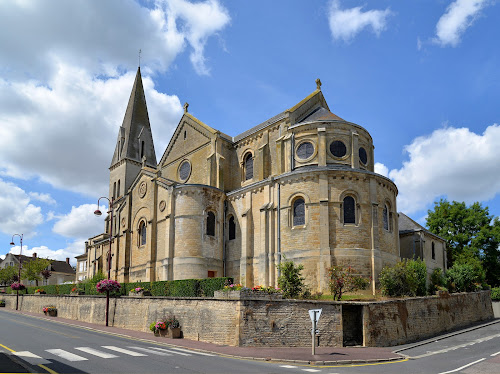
[9,255,75,275]
[297,106,344,123]
[232,111,288,142]
[398,212,446,241]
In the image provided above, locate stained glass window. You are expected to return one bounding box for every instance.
[296,142,314,160]
[293,198,305,226]
[179,161,191,181]
[343,196,355,224]
[330,141,347,158]
[245,153,253,180]
[139,221,146,246]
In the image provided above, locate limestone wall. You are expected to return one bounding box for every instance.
[1,291,493,348]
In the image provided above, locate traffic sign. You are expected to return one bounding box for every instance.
[308,308,322,323]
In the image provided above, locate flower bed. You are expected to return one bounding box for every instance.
[215,284,282,300]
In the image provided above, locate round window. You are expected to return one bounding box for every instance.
[359,147,368,165]
[179,160,191,181]
[330,140,347,158]
[296,142,314,160]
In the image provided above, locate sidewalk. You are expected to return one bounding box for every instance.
[4,309,404,366]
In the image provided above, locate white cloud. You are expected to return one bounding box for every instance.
[434,0,489,47]
[0,0,228,197]
[9,243,84,266]
[52,204,105,240]
[374,162,389,177]
[328,0,392,42]
[0,179,44,237]
[28,192,56,206]
[387,124,500,215]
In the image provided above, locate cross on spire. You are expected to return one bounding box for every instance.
[316,78,322,90]
[183,102,189,113]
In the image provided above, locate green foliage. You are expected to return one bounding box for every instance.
[277,259,306,299]
[0,300,5,306]
[379,259,427,297]
[81,271,106,295]
[429,268,446,293]
[491,288,500,301]
[328,266,370,301]
[426,199,500,286]
[0,266,18,286]
[21,258,52,286]
[445,261,486,293]
[198,277,233,297]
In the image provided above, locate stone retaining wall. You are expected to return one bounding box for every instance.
[0,291,493,347]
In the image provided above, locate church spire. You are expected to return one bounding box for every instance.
[110,67,157,168]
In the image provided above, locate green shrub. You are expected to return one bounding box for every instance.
[328,266,369,301]
[429,268,446,293]
[277,259,306,299]
[446,262,486,293]
[198,277,233,297]
[491,287,500,301]
[379,259,427,297]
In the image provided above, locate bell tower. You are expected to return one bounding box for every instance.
[109,67,157,200]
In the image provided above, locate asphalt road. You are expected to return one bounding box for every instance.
[0,309,499,374]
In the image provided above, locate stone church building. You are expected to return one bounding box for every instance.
[80,68,445,293]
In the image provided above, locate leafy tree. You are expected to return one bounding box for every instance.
[328,266,369,300]
[426,199,500,286]
[21,258,52,287]
[445,261,485,293]
[0,266,18,285]
[277,259,306,299]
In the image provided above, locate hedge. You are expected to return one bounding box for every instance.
[19,277,233,297]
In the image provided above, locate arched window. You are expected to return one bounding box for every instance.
[113,182,116,199]
[244,153,253,181]
[206,211,216,236]
[228,216,236,240]
[343,196,356,224]
[139,221,146,246]
[293,198,305,226]
[383,205,389,231]
[432,242,436,260]
[117,180,120,198]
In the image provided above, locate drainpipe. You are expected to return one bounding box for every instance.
[223,199,227,277]
[277,182,281,279]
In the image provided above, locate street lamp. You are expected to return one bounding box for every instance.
[9,233,23,311]
[94,196,114,326]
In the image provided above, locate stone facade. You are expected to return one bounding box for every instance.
[81,69,444,293]
[1,291,493,347]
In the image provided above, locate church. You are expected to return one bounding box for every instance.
[79,68,446,293]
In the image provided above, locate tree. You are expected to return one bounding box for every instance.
[0,266,18,285]
[21,258,52,287]
[277,259,306,298]
[328,266,369,300]
[426,199,500,287]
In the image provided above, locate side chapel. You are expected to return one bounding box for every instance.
[80,67,445,293]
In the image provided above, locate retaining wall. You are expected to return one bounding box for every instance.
[0,291,493,347]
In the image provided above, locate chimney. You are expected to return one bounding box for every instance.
[32,253,37,258]
[66,258,70,264]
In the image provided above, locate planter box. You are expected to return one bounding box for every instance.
[154,329,167,337]
[214,290,283,300]
[35,292,46,295]
[168,327,181,339]
[44,310,57,317]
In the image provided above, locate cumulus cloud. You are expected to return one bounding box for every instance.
[0,0,228,196]
[387,124,500,215]
[9,243,84,266]
[434,0,489,47]
[328,0,392,42]
[28,192,56,206]
[52,204,106,240]
[374,162,389,178]
[0,179,44,237]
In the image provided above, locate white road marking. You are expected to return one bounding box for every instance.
[45,349,88,362]
[438,358,486,374]
[302,369,321,373]
[12,351,42,359]
[148,346,191,356]
[128,346,172,356]
[491,350,500,357]
[75,347,119,358]
[167,346,215,356]
[279,365,298,368]
[410,333,500,358]
[102,346,147,356]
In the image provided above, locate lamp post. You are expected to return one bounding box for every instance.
[94,196,114,326]
[9,234,23,311]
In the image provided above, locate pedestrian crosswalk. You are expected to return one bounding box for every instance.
[12,345,213,363]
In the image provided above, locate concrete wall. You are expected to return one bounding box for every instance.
[1,291,493,348]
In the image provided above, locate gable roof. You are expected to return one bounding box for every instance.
[398,212,446,242]
[4,254,75,275]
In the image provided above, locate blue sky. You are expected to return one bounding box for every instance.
[1,0,499,264]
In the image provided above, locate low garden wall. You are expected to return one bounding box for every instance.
[0,290,493,347]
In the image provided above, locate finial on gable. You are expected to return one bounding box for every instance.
[316,78,322,91]
[183,102,189,113]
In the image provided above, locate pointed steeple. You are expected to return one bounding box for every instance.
[110,67,157,168]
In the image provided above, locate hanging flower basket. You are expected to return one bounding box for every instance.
[96,279,121,293]
[10,282,26,291]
